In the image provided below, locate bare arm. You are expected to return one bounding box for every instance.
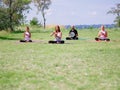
[50,32,55,36]
[98,31,101,37]
[24,32,25,38]
[105,31,108,37]
[29,32,31,38]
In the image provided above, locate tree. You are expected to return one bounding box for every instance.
[0,1,10,30]
[30,17,39,25]
[0,0,31,31]
[107,3,120,27]
[33,0,51,29]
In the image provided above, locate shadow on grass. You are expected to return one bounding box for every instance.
[0,36,21,40]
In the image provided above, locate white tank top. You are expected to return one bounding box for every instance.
[100,30,106,38]
[57,32,61,37]
[25,32,30,41]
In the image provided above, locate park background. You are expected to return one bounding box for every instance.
[0,0,120,90]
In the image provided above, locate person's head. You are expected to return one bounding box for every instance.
[26,26,30,32]
[55,25,61,32]
[101,25,105,31]
[71,25,75,30]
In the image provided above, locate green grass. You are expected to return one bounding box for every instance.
[0,27,120,90]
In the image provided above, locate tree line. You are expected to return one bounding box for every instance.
[0,0,119,32]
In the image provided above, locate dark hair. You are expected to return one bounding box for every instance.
[26,26,29,30]
[55,25,61,32]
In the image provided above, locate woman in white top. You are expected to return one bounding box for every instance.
[95,25,110,41]
[49,25,64,44]
[24,26,31,41]
[20,26,32,42]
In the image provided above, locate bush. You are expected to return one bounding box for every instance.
[30,17,39,26]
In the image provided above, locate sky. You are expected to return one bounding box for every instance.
[26,0,120,25]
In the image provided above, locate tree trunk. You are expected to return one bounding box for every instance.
[42,11,46,29]
[9,13,14,31]
[43,17,46,29]
[9,0,14,31]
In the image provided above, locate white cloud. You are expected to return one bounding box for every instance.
[89,11,97,16]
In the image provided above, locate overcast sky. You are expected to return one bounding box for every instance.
[26,0,119,25]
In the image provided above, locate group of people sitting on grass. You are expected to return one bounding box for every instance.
[20,25,110,43]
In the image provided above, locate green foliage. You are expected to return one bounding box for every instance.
[0,9,8,30]
[0,0,31,31]
[107,3,120,27]
[114,16,120,27]
[30,17,39,26]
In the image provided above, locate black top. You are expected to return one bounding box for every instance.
[69,29,78,38]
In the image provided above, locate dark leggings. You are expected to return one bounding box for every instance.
[66,37,78,40]
[48,40,64,44]
[95,37,110,41]
[20,40,32,42]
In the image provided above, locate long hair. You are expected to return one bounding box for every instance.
[26,26,30,32]
[55,25,61,32]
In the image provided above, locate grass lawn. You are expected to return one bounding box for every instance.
[0,27,120,90]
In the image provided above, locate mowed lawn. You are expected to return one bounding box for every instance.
[0,27,120,90]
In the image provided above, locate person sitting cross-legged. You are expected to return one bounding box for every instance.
[20,26,32,42]
[66,25,78,40]
[48,25,64,44]
[95,25,110,41]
